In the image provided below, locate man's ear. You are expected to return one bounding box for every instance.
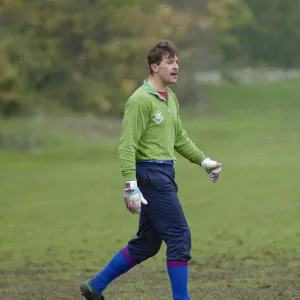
[151,63,158,73]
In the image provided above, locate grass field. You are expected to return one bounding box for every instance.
[1,80,300,299]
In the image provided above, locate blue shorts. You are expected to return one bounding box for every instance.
[127,162,191,263]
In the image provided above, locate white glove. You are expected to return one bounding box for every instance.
[124,181,148,214]
[201,158,222,183]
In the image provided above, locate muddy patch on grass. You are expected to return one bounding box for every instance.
[1,258,300,300]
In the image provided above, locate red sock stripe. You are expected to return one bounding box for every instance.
[120,248,136,266]
[167,260,188,267]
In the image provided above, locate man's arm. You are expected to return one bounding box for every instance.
[174,113,207,164]
[174,97,222,183]
[174,97,206,164]
[118,100,149,181]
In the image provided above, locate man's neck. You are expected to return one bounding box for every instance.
[147,76,168,92]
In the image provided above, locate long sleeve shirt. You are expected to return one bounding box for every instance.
[118,80,206,181]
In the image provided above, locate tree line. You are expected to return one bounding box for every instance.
[0,0,299,117]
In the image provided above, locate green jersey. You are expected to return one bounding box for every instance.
[118,80,206,181]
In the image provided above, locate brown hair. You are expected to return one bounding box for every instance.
[147,40,178,74]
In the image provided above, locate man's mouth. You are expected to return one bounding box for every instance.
[171,73,178,77]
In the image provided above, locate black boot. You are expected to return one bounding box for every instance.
[80,280,105,300]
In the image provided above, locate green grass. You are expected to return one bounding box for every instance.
[1,81,300,299]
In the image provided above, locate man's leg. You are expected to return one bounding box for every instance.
[140,165,191,300]
[80,246,136,299]
[81,207,162,298]
[88,247,136,295]
[127,208,162,263]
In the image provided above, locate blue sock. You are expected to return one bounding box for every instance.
[167,261,190,300]
[91,247,136,295]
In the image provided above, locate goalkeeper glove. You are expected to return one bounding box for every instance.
[201,158,222,183]
[124,181,148,214]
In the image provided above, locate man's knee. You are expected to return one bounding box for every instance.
[147,240,162,258]
[127,238,162,264]
[166,227,191,261]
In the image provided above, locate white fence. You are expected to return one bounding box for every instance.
[195,68,300,85]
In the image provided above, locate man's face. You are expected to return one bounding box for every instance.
[152,55,179,85]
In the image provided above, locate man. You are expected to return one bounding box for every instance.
[80,40,222,300]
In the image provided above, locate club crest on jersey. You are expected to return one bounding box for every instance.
[152,111,164,125]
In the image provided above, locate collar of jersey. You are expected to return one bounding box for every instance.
[142,80,172,102]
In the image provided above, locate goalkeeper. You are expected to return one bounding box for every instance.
[80,40,222,300]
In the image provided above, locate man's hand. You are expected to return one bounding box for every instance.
[124,181,148,214]
[201,158,222,183]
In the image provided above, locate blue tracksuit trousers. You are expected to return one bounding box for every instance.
[127,162,191,263]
